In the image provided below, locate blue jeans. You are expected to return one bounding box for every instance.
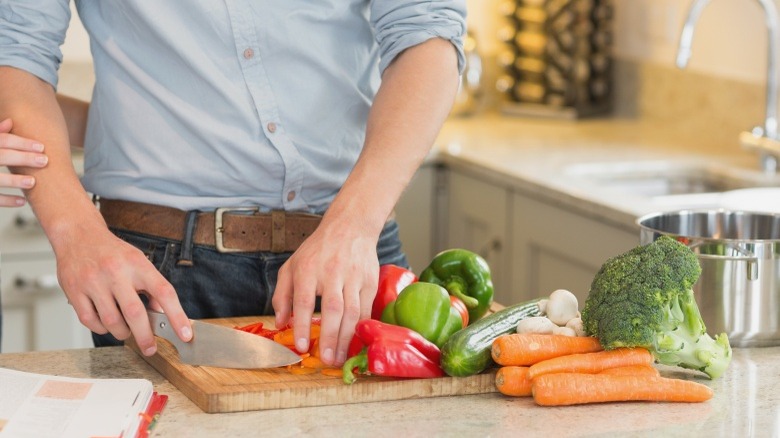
[92,219,409,347]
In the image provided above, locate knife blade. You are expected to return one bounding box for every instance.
[147,310,302,369]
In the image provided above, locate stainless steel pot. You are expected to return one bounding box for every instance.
[637,210,780,348]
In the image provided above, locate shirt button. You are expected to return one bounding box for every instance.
[267,122,277,133]
[243,48,254,59]
[287,191,296,201]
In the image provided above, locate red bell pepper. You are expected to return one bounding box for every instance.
[342,319,444,384]
[450,295,469,327]
[371,264,417,320]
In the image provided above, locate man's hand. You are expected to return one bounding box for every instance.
[54,226,193,356]
[272,218,379,366]
[272,37,459,367]
[0,118,48,206]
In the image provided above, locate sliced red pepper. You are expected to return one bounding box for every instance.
[371,264,418,320]
[342,319,443,384]
[235,322,280,340]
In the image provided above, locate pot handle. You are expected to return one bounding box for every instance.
[686,241,759,281]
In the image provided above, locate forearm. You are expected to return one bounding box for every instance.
[323,37,460,234]
[0,67,105,249]
[56,94,89,149]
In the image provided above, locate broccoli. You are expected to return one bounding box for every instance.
[581,235,731,379]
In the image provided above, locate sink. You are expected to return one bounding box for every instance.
[563,160,780,198]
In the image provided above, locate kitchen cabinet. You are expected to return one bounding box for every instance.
[397,163,640,308]
[510,192,639,306]
[441,169,513,304]
[394,163,441,273]
[0,195,93,353]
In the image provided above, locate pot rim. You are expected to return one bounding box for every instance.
[636,208,780,243]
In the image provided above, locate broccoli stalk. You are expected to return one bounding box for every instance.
[581,235,732,379]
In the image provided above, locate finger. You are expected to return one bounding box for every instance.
[334,282,362,365]
[0,194,27,207]
[272,263,294,329]
[0,118,11,132]
[0,131,45,152]
[115,288,157,356]
[141,273,191,343]
[291,273,317,354]
[68,293,108,335]
[0,147,47,167]
[0,173,36,191]
[317,281,344,365]
[359,267,379,321]
[92,294,132,342]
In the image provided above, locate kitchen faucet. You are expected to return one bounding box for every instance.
[676,0,780,174]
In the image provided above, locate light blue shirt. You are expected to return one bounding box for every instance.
[0,1,466,212]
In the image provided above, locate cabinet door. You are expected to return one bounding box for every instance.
[1,258,94,353]
[445,171,511,304]
[395,164,438,273]
[511,192,638,306]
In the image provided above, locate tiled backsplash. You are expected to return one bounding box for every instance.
[611,59,766,157]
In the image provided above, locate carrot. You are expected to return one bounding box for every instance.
[491,333,603,366]
[320,368,344,378]
[273,328,296,346]
[528,347,653,379]
[273,325,321,348]
[495,366,532,397]
[301,356,327,369]
[600,365,660,377]
[532,373,713,406]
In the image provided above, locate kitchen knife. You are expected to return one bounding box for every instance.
[147,310,302,369]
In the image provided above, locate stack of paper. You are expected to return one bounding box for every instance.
[0,367,165,438]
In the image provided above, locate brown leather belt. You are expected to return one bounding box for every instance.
[98,198,322,253]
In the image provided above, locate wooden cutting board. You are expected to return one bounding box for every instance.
[127,315,498,413]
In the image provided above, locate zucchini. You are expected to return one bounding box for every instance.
[440,298,542,377]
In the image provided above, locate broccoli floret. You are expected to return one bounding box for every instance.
[581,235,732,379]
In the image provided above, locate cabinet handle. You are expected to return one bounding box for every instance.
[479,238,503,260]
[13,274,60,294]
[14,214,42,231]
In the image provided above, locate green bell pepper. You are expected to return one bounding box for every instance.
[419,248,494,322]
[380,282,463,348]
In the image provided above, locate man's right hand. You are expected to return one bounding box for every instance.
[54,227,193,355]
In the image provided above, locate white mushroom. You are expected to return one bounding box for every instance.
[552,326,577,337]
[545,289,579,326]
[537,299,549,316]
[565,317,586,337]
[517,316,558,334]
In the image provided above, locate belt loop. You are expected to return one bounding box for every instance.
[271,210,285,253]
[177,210,199,266]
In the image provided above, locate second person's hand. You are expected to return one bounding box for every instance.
[0,118,48,206]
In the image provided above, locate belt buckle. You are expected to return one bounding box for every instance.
[214,207,259,253]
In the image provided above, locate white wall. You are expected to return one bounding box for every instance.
[61,3,91,64]
[466,0,779,86]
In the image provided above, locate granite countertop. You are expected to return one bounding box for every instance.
[0,345,777,437]
[430,113,780,232]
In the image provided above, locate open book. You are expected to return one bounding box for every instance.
[0,367,166,438]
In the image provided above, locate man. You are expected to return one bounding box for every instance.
[0,1,465,366]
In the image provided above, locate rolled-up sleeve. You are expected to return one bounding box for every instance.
[0,0,71,87]
[371,0,467,75]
